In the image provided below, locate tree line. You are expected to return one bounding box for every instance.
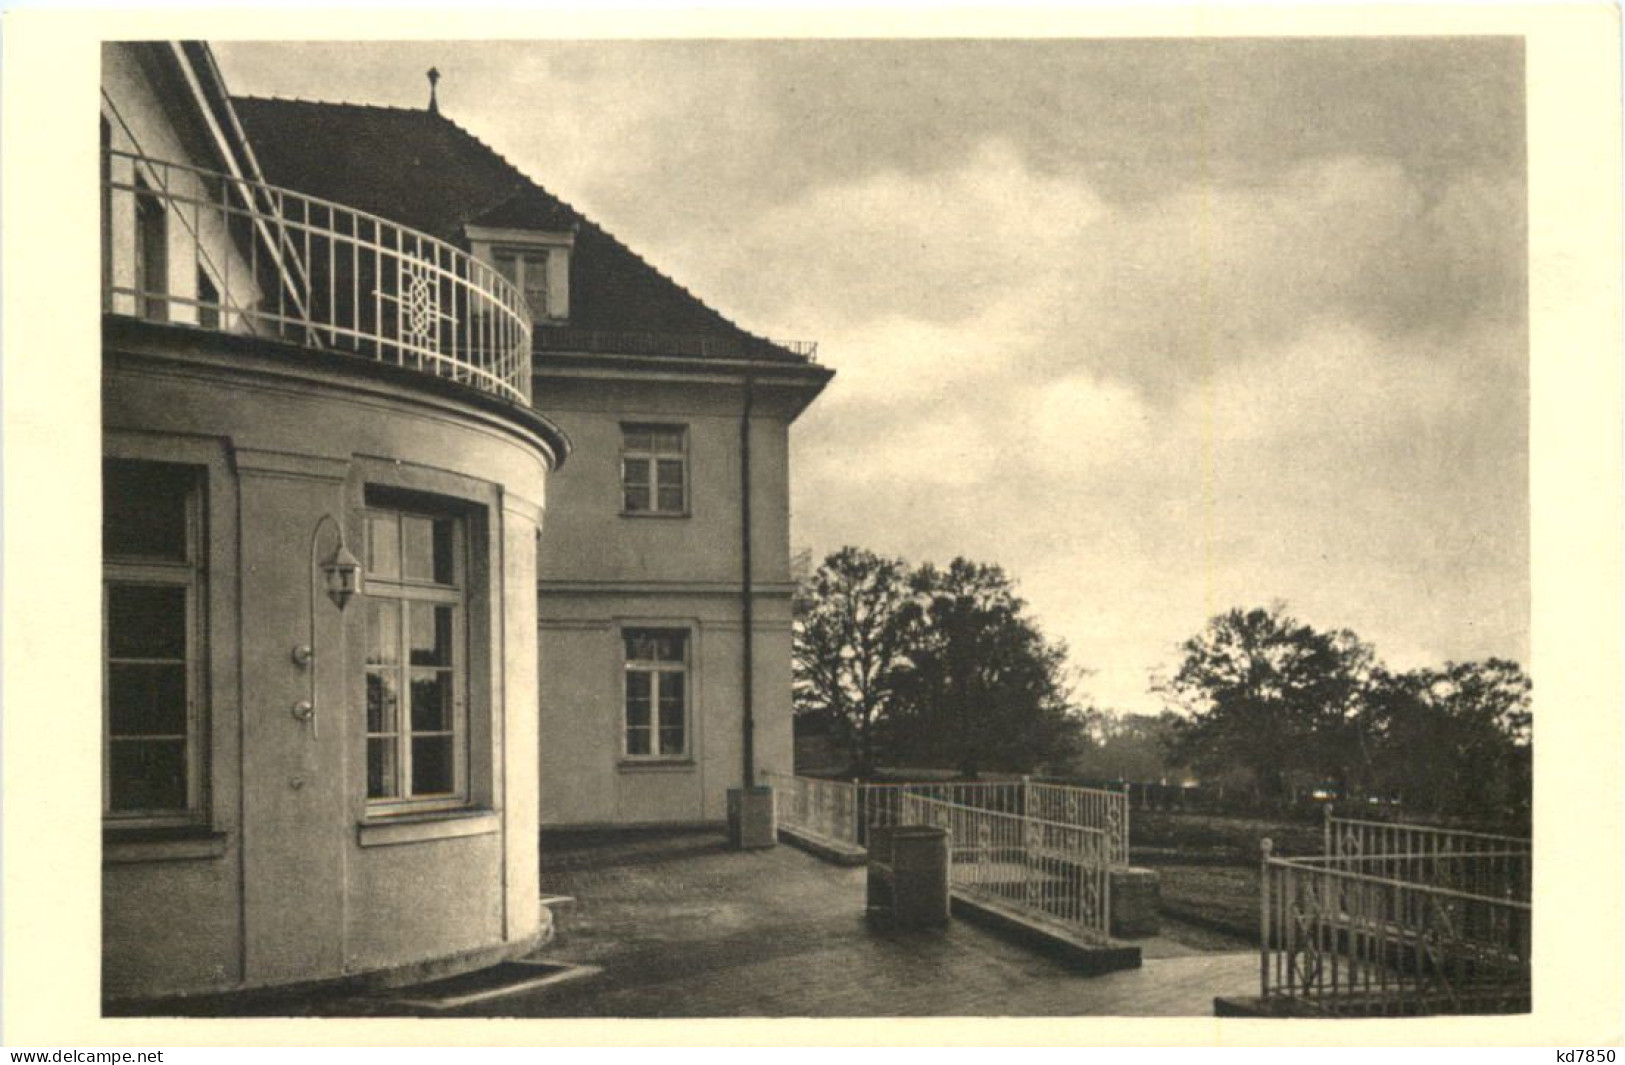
[793,548,1531,823]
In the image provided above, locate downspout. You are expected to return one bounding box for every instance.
[740,363,756,788]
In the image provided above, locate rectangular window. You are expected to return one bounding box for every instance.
[621,424,687,515]
[133,176,167,322]
[363,505,468,809]
[197,268,220,330]
[623,628,689,759]
[103,460,203,822]
[493,248,549,321]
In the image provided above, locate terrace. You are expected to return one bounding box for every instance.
[123,828,1254,1017]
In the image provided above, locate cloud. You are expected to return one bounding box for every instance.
[213,42,1526,717]
[668,143,1521,410]
[547,75,1527,717]
[793,303,1526,716]
[654,138,1109,332]
[633,80,1524,718]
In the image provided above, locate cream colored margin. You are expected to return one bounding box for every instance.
[3,3,1619,1049]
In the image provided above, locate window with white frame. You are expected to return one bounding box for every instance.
[363,504,469,808]
[621,424,687,515]
[466,226,571,323]
[103,460,204,822]
[492,247,549,322]
[622,629,689,759]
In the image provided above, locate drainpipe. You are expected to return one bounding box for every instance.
[740,363,756,788]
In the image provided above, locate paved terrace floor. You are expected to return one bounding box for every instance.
[335,828,1259,1018]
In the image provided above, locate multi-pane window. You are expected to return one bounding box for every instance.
[621,425,687,515]
[133,176,167,322]
[493,248,549,321]
[623,629,689,759]
[103,460,202,821]
[363,506,467,807]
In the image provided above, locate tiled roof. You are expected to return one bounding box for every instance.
[230,96,807,363]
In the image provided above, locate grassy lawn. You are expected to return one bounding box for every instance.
[1149,863,1261,940]
[1131,809,1323,862]
[1129,810,1321,941]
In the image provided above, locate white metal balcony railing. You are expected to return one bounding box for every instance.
[103,147,533,405]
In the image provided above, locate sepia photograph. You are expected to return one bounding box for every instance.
[94,34,1532,1019]
[2,5,1620,1048]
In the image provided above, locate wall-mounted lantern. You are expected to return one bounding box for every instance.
[297,513,360,742]
[321,541,363,611]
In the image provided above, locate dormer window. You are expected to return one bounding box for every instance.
[493,248,550,320]
[466,226,572,325]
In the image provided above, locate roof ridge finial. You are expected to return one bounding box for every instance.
[427,67,441,114]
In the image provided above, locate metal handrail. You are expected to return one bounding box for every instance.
[902,794,1110,840]
[1328,810,1530,848]
[1292,850,1531,866]
[102,147,533,405]
[903,791,1113,941]
[1257,819,1533,1014]
[1265,854,1533,908]
[767,772,1130,868]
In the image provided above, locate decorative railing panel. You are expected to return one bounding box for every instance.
[1325,809,1530,903]
[103,148,533,405]
[767,772,862,847]
[1029,781,1131,866]
[902,793,1111,942]
[1259,816,1532,1015]
[767,773,1130,868]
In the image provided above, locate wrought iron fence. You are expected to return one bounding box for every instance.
[1030,781,1131,866]
[767,772,864,847]
[844,780,1024,847]
[902,793,1112,941]
[766,773,1130,868]
[103,147,533,404]
[1325,808,1530,902]
[1260,820,1532,1015]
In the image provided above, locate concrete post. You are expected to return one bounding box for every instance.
[727,785,776,850]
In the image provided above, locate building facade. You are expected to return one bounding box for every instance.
[100,41,827,1001]
[531,339,824,826]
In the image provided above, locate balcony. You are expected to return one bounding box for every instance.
[102,148,533,405]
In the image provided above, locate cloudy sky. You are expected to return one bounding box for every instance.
[216,38,1528,715]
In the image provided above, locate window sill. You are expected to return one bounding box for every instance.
[357,808,500,848]
[104,825,228,864]
[617,759,697,774]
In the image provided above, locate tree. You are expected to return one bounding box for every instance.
[1160,605,1374,803]
[887,559,1083,776]
[1363,658,1531,821]
[1069,709,1188,784]
[791,547,913,775]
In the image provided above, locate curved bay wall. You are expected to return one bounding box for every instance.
[102,320,557,1000]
